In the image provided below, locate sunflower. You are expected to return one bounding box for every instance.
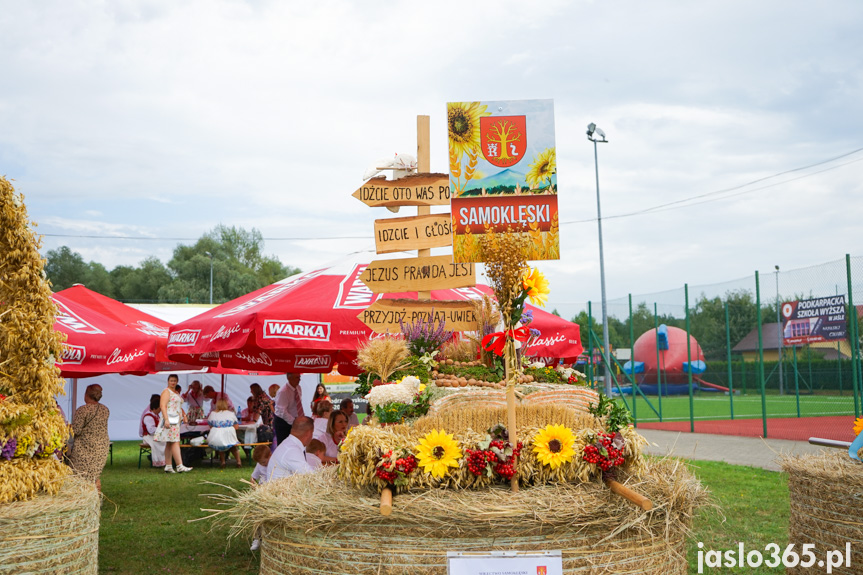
[854,417,863,436]
[525,147,556,189]
[447,101,489,159]
[415,429,462,478]
[532,424,575,470]
[522,268,550,307]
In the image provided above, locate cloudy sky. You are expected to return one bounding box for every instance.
[2,1,861,320]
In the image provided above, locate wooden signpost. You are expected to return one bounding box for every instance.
[353,173,451,208]
[359,255,475,293]
[358,299,478,333]
[373,213,453,254]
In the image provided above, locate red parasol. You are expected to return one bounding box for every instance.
[52,292,156,377]
[166,258,582,374]
[55,285,200,372]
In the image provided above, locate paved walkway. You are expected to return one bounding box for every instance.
[637,429,830,472]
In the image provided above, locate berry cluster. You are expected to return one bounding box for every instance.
[582,433,626,471]
[567,374,579,384]
[375,450,418,484]
[465,441,523,480]
[465,448,494,475]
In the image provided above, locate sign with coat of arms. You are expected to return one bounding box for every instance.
[447,99,559,263]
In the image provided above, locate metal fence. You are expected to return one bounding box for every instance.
[577,254,862,442]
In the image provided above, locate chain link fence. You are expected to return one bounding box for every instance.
[574,254,862,442]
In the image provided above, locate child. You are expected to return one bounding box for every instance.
[250,444,271,485]
[305,439,326,469]
[249,444,272,552]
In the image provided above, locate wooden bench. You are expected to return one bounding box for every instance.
[178,441,271,465]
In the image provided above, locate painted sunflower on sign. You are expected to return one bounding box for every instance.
[525,147,556,190]
[533,424,575,470]
[522,268,550,307]
[415,429,462,478]
[447,101,489,159]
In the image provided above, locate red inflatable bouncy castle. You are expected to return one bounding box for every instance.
[629,325,706,384]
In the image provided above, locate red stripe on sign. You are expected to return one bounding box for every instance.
[452,195,558,233]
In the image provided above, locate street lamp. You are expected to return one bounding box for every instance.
[775,264,783,395]
[205,251,213,305]
[587,123,612,396]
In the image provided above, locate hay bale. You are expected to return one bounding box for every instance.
[0,475,100,574]
[428,385,600,417]
[214,459,705,574]
[414,403,598,436]
[780,451,863,575]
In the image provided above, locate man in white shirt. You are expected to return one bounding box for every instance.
[267,416,314,480]
[273,373,304,445]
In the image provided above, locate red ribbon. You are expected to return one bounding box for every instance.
[481,326,531,356]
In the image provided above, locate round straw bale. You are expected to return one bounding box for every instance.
[780,451,863,575]
[213,459,706,574]
[0,475,100,574]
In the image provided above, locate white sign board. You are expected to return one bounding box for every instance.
[447,551,562,575]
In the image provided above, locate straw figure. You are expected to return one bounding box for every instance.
[0,176,70,503]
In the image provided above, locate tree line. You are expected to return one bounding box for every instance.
[44,225,300,304]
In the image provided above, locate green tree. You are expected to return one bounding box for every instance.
[689,290,759,360]
[44,246,90,290]
[113,257,173,302]
[159,225,300,304]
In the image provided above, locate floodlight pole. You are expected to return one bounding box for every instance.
[588,124,612,396]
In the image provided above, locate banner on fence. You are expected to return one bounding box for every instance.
[781,295,847,344]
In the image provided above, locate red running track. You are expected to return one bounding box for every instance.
[638,415,857,442]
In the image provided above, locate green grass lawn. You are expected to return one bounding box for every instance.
[99,441,793,574]
[100,441,258,575]
[684,459,789,574]
[623,392,857,423]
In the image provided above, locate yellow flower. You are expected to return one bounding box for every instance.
[522,268,550,307]
[532,424,575,470]
[854,417,863,436]
[415,429,462,478]
[447,101,489,159]
[419,384,426,393]
[525,147,556,189]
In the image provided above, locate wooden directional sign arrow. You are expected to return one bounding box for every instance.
[353,173,451,208]
[374,213,452,254]
[358,299,478,333]
[359,255,476,294]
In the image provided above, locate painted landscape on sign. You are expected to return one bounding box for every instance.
[447,98,559,262]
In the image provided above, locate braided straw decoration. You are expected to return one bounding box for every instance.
[0,175,71,504]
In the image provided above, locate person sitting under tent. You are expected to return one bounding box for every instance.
[207,398,242,469]
[267,416,314,480]
[312,400,333,438]
[139,394,166,467]
[340,398,359,430]
[202,385,234,416]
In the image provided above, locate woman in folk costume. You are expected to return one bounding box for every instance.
[139,394,166,467]
[207,398,242,468]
